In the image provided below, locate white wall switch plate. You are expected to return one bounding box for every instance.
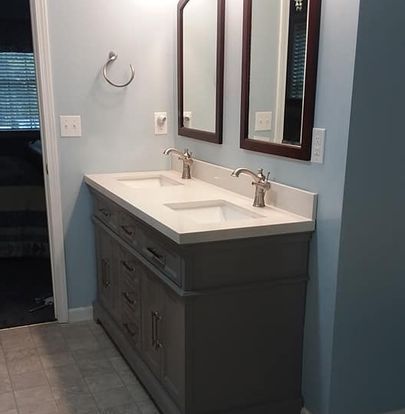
[154,112,168,135]
[60,115,82,137]
[311,128,326,164]
[255,111,272,131]
[183,111,192,128]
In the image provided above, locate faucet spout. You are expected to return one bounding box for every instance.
[231,167,271,208]
[164,148,193,179]
[231,168,261,181]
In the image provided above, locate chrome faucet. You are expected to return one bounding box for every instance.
[231,168,271,208]
[163,148,193,179]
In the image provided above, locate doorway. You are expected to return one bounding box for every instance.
[0,0,55,328]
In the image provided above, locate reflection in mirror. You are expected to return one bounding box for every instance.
[183,0,217,133]
[241,0,321,160]
[178,0,225,144]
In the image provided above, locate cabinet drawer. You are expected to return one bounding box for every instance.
[138,228,183,287]
[119,248,142,290]
[121,304,140,347]
[94,193,119,232]
[118,211,139,247]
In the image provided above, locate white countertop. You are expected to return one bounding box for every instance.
[84,167,316,245]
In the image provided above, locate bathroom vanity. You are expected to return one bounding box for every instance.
[85,160,316,414]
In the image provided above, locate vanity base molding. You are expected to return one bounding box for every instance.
[90,189,311,414]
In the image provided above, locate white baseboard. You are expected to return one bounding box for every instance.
[301,407,405,414]
[68,306,94,323]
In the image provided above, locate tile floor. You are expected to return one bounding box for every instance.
[0,321,160,414]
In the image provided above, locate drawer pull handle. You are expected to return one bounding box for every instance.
[123,323,136,337]
[101,259,111,288]
[121,225,135,237]
[122,292,136,306]
[151,311,163,350]
[121,261,135,273]
[99,208,111,218]
[146,247,166,268]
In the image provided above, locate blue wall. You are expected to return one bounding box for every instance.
[175,0,359,412]
[329,1,405,413]
[47,0,177,308]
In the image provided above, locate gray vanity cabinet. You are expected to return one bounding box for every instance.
[90,189,311,414]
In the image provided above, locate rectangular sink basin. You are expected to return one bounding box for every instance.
[165,200,265,224]
[117,175,183,189]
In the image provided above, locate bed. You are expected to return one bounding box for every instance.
[0,140,49,258]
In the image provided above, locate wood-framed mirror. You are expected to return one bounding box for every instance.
[240,0,321,160]
[177,0,225,144]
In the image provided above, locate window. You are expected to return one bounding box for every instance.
[0,52,40,130]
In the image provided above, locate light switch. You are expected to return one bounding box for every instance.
[311,128,326,164]
[255,112,272,131]
[60,116,82,137]
[154,112,168,135]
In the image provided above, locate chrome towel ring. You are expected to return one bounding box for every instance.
[103,51,135,88]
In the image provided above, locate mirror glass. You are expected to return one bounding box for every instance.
[183,0,217,133]
[178,0,225,144]
[241,0,320,160]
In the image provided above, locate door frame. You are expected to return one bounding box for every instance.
[30,0,69,322]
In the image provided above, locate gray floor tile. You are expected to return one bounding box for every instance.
[117,370,140,387]
[125,382,150,403]
[36,337,70,356]
[88,322,105,336]
[85,373,124,394]
[18,400,58,414]
[45,365,84,389]
[0,329,34,352]
[100,403,141,414]
[0,392,16,413]
[40,351,75,369]
[54,388,98,413]
[136,400,160,414]
[4,347,38,363]
[94,332,115,350]
[10,370,48,391]
[110,357,131,375]
[93,387,134,410]
[77,359,115,378]
[0,374,12,395]
[0,362,8,378]
[14,384,54,408]
[72,349,107,363]
[67,337,101,352]
[6,353,42,376]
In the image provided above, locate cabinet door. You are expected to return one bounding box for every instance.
[161,285,186,409]
[141,269,162,378]
[95,227,116,312]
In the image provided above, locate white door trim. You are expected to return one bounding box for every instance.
[30,0,69,323]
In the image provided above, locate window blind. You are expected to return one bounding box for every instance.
[288,22,306,100]
[0,52,40,130]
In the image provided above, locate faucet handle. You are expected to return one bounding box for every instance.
[183,149,192,158]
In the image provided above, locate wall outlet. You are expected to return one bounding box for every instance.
[154,112,168,135]
[255,111,272,131]
[311,128,326,163]
[60,115,82,137]
[183,111,192,128]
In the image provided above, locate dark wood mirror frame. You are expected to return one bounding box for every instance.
[177,0,225,144]
[240,0,321,160]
